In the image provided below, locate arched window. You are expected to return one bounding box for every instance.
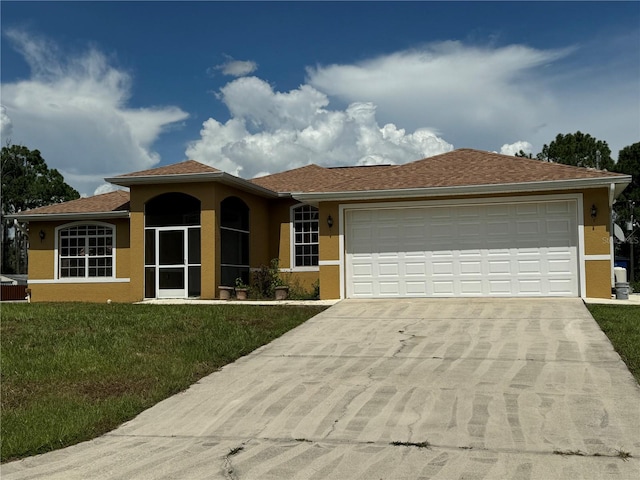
[220,196,250,286]
[291,204,319,269]
[57,223,115,278]
[145,192,200,227]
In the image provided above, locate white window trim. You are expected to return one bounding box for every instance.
[289,203,320,272]
[54,221,117,281]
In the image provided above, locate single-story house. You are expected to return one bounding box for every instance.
[11,149,631,302]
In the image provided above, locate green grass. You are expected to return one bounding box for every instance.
[587,304,640,383]
[0,302,326,462]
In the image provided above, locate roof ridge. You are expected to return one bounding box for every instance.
[115,159,221,178]
[251,163,325,181]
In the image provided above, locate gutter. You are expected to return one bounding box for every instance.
[5,211,130,223]
[293,176,632,205]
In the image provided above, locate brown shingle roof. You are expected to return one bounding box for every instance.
[288,149,626,193]
[18,190,130,216]
[16,149,629,218]
[115,160,220,178]
[250,164,395,193]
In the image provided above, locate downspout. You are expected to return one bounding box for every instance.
[609,183,616,288]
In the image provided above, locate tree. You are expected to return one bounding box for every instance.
[1,145,80,273]
[514,150,533,159]
[612,142,640,284]
[536,131,614,170]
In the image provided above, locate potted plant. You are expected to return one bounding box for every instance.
[274,282,289,300]
[218,286,233,300]
[235,277,249,300]
[269,259,289,300]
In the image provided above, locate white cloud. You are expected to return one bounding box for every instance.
[93,183,122,195]
[305,41,639,157]
[1,30,188,195]
[0,105,13,143]
[210,56,258,77]
[186,77,453,178]
[306,42,566,152]
[501,141,533,156]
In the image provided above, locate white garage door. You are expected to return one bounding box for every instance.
[346,200,579,298]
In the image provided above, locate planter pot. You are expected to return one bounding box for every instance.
[274,286,289,300]
[235,288,249,300]
[218,286,233,300]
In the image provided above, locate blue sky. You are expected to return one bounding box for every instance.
[1,1,639,196]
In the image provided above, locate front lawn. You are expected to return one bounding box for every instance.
[0,303,326,462]
[587,304,640,383]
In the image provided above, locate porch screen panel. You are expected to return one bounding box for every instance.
[220,196,250,287]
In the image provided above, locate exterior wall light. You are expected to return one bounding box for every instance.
[591,204,598,220]
[39,230,46,242]
[327,215,334,228]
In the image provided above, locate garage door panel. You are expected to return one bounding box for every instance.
[488,260,511,274]
[346,200,578,298]
[352,263,373,277]
[460,261,482,275]
[406,281,427,295]
[352,281,374,296]
[432,261,454,275]
[489,280,512,294]
[518,279,543,294]
[548,259,573,273]
[548,279,575,294]
[517,221,541,235]
[516,204,539,215]
[379,263,399,276]
[547,219,572,234]
[517,260,541,274]
[546,202,571,214]
[433,281,454,295]
[379,282,400,295]
[460,280,482,294]
[405,262,426,275]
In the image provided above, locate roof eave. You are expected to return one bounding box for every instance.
[6,211,130,223]
[105,172,279,198]
[293,176,632,205]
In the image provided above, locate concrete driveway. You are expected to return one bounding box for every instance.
[3,298,639,479]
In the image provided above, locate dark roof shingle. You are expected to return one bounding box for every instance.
[18,190,130,216]
[115,160,220,178]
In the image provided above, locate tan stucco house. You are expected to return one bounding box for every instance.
[12,149,631,302]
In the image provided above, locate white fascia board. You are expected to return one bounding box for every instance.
[293,176,632,204]
[105,172,279,198]
[6,211,130,223]
[104,172,225,186]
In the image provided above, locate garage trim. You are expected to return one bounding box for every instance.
[337,193,585,299]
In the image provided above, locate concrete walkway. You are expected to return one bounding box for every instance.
[3,298,639,479]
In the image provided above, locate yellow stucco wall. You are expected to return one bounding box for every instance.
[28,282,135,303]
[582,188,613,297]
[582,188,610,255]
[585,260,613,298]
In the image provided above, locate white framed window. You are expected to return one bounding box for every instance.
[57,223,115,279]
[291,204,319,270]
